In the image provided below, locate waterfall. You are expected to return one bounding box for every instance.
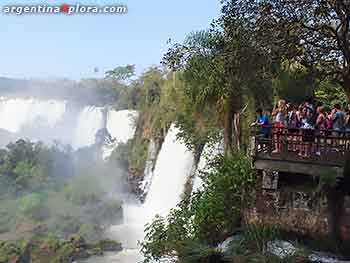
[192,141,224,193]
[101,110,138,159]
[107,110,138,144]
[85,124,195,263]
[73,106,104,149]
[143,125,194,218]
[139,139,157,195]
[0,97,66,134]
[0,97,135,152]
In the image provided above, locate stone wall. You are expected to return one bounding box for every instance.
[244,171,350,243]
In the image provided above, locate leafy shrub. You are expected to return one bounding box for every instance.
[19,193,43,219]
[63,174,104,205]
[191,153,256,244]
[142,153,256,262]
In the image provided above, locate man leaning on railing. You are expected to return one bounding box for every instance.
[251,108,271,151]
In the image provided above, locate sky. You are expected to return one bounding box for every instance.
[0,0,221,80]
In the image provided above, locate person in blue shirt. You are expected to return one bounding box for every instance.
[253,108,270,138]
[332,104,345,132]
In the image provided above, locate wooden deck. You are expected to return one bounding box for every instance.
[251,126,350,177]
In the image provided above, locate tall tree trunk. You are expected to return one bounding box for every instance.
[233,112,241,151]
[224,96,234,155]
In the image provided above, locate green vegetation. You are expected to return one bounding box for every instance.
[0,235,122,263]
[141,154,256,262]
[0,139,124,260]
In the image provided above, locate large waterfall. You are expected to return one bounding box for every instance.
[0,97,136,155]
[0,97,66,136]
[84,124,195,263]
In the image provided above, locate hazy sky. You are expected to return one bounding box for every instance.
[0,0,220,80]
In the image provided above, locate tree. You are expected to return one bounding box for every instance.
[105,64,135,81]
[163,30,232,151]
[163,24,273,153]
[221,0,350,97]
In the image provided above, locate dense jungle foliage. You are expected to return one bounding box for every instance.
[0,139,125,261]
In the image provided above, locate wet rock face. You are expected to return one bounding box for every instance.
[245,188,331,237]
[339,195,350,241]
[243,173,349,241]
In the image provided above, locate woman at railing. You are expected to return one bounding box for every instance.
[287,104,301,153]
[314,106,327,156]
[271,100,288,153]
[299,106,314,158]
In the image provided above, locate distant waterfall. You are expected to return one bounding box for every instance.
[0,97,66,134]
[107,110,137,144]
[73,106,104,149]
[0,97,136,153]
[101,110,138,159]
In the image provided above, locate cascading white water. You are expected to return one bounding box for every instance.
[143,125,194,218]
[101,110,138,159]
[0,97,135,152]
[107,110,138,144]
[139,139,157,195]
[0,97,66,134]
[83,124,195,263]
[192,141,224,193]
[73,106,104,149]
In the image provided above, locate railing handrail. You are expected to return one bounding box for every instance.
[252,124,350,134]
[250,124,350,168]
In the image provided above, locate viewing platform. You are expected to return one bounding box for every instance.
[250,126,350,178]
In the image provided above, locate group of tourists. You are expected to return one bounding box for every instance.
[252,98,350,158]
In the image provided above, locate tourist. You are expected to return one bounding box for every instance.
[303,97,316,127]
[315,106,327,155]
[299,107,314,158]
[271,99,287,153]
[332,104,345,137]
[326,109,333,134]
[287,104,300,152]
[252,108,270,138]
[315,106,327,130]
[344,105,350,133]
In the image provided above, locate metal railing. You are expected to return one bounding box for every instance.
[251,125,350,167]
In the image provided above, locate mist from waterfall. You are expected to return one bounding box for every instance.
[86,124,195,263]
